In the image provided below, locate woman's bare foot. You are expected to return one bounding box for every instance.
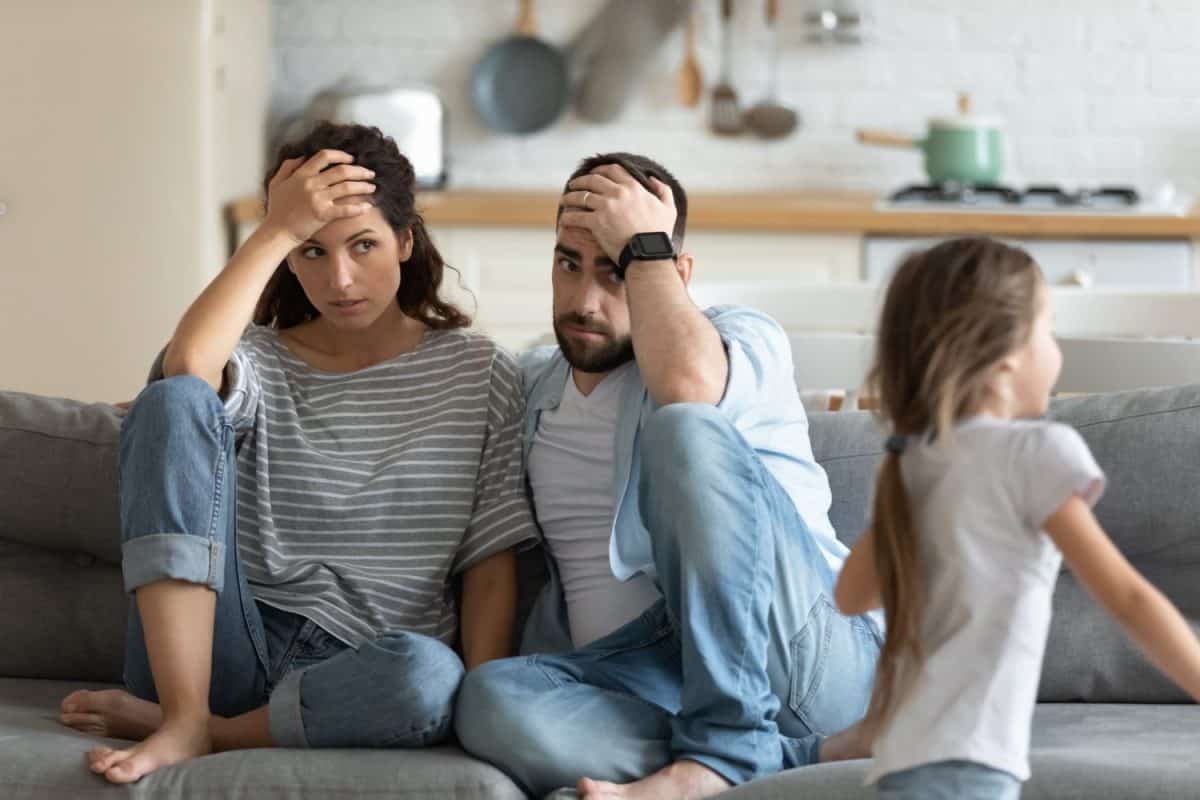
[60,689,164,741]
[578,760,730,799]
[818,720,872,763]
[86,714,212,784]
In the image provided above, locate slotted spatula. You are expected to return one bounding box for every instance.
[710,0,743,135]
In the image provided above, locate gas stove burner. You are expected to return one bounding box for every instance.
[1079,186,1140,208]
[890,183,1021,205]
[1024,185,1141,208]
[888,184,1142,209]
[1021,185,1075,206]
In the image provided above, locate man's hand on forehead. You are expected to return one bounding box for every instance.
[559,164,677,262]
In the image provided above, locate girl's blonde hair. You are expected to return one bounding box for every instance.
[863,236,1044,731]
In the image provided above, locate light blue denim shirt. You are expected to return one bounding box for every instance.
[519,305,847,654]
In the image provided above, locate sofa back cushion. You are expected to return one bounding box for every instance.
[2,386,1199,700]
[807,410,883,550]
[0,391,125,681]
[0,392,122,562]
[1040,385,1200,701]
[0,540,125,681]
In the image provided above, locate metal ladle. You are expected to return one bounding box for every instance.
[745,0,799,139]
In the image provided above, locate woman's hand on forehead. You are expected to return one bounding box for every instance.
[264,149,377,245]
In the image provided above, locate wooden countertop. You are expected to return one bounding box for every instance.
[228,190,1200,239]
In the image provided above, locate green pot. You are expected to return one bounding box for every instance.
[856,95,1005,185]
[922,119,1004,185]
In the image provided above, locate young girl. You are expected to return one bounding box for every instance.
[835,237,1200,799]
[59,122,538,783]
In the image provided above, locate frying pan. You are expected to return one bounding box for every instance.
[470,0,570,135]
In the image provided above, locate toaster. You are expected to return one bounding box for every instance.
[303,86,448,189]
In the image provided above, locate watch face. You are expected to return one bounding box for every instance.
[634,232,675,259]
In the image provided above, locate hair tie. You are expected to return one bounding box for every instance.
[885,435,908,455]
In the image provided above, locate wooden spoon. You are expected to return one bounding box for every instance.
[677,3,703,107]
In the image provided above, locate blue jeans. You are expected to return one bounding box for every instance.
[456,404,882,794]
[119,375,464,748]
[878,760,1022,799]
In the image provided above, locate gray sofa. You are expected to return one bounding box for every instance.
[2,383,1198,799]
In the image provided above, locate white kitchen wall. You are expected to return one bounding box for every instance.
[271,0,1200,194]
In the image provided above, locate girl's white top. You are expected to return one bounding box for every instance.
[866,416,1105,784]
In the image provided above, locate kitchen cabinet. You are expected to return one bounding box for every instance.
[228,189,1200,352]
[1,0,269,401]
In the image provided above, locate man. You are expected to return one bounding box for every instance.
[456,154,881,799]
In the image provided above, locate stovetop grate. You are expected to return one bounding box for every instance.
[889,184,1141,208]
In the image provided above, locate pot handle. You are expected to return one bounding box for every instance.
[516,0,538,35]
[856,129,919,149]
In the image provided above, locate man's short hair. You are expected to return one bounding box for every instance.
[558,152,688,249]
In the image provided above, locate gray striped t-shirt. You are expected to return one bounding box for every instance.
[221,324,538,646]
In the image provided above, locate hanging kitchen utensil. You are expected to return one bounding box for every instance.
[855,93,1005,185]
[677,2,703,108]
[470,0,570,135]
[570,0,689,123]
[745,0,798,138]
[710,0,743,135]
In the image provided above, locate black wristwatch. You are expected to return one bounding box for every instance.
[615,232,677,279]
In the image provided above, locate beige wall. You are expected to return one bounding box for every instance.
[0,0,269,402]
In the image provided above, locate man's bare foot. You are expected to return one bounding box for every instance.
[86,715,212,784]
[578,760,730,800]
[60,689,164,741]
[818,720,871,763]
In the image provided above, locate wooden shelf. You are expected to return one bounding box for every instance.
[228,190,1200,239]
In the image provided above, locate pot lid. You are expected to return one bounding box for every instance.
[930,93,1003,130]
[929,115,1003,130]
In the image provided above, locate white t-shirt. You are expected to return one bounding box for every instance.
[527,365,661,647]
[866,417,1105,784]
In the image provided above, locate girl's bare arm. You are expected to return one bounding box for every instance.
[1046,496,1200,701]
[835,527,883,616]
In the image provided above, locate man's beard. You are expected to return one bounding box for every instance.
[553,313,635,374]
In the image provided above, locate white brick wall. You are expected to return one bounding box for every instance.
[271,0,1200,194]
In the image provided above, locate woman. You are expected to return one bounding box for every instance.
[59,122,537,783]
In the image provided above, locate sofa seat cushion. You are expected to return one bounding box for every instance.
[720,703,1200,800]
[0,678,525,800]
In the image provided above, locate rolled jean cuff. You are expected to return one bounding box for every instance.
[268,668,310,748]
[121,533,225,594]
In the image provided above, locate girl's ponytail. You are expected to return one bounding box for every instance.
[864,446,921,732]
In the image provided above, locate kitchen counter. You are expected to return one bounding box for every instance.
[228,190,1200,239]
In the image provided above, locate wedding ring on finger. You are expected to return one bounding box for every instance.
[582,190,591,210]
